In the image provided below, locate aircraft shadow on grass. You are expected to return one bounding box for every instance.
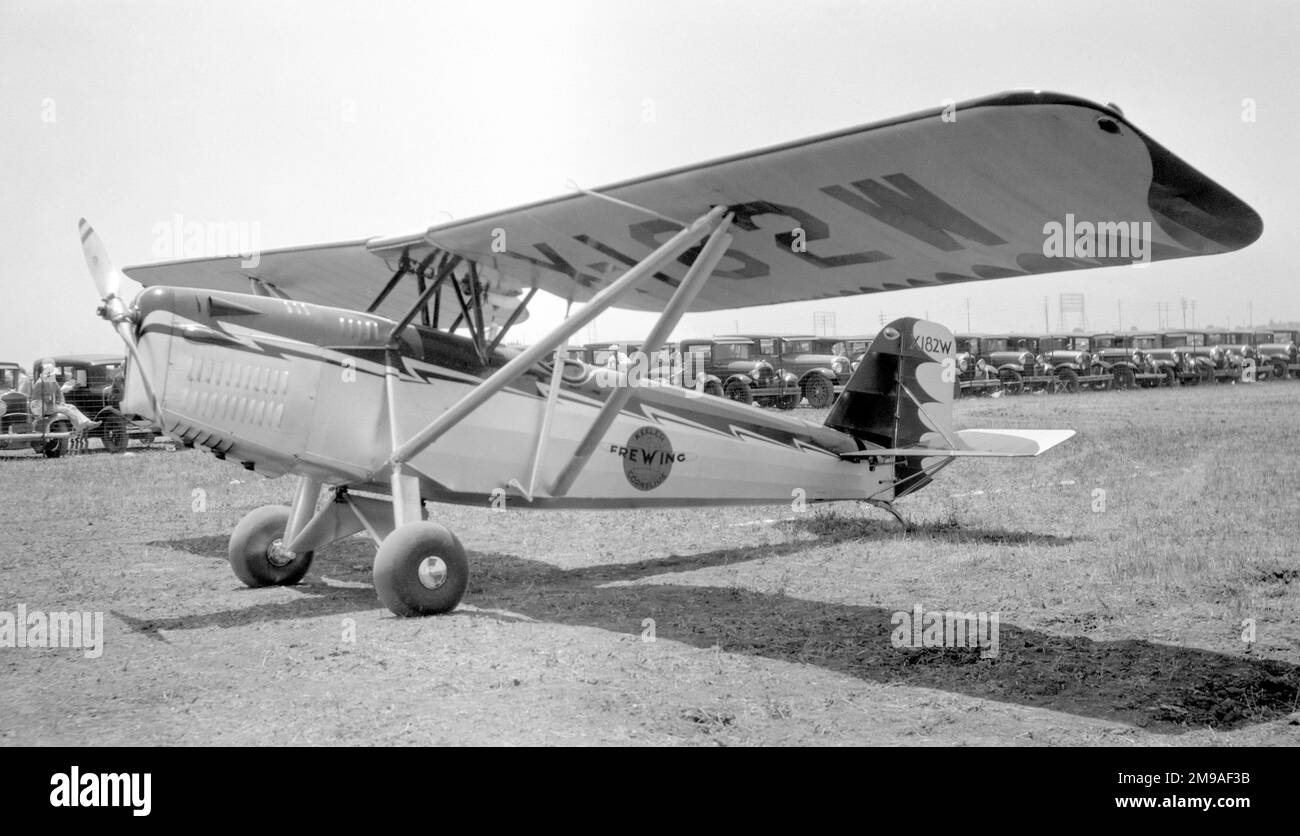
[128,521,1298,733]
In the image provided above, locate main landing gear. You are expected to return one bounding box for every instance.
[227,476,470,616]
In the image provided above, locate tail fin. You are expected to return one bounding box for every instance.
[826,317,957,496]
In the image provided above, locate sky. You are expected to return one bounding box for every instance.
[1,0,1296,362]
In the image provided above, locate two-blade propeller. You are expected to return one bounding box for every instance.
[78,219,162,419]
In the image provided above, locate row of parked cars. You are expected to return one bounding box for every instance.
[952,328,1300,396]
[566,334,865,409]
[561,326,1300,408]
[0,355,158,457]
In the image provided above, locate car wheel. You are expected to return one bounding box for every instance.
[724,381,753,405]
[1163,367,1177,388]
[1273,360,1287,381]
[704,381,724,398]
[1055,368,1080,393]
[1113,366,1136,390]
[999,370,1023,395]
[373,522,469,617]
[101,415,129,453]
[42,419,71,458]
[228,505,314,587]
[802,375,834,409]
[778,394,799,409]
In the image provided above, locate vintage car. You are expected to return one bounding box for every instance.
[1123,332,1204,386]
[0,361,78,457]
[40,355,158,451]
[678,336,800,408]
[1030,334,1114,391]
[758,335,852,407]
[831,335,874,372]
[1203,330,1264,378]
[1158,331,1238,381]
[955,334,1053,394]
[951,335,1013,395]
[1090,333,1171,389]
[1253,329,1300,380]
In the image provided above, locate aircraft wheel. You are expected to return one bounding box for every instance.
[724,381,752,405]
[42,419,71,458]
[229,505,314,587]
[803,376,834,408]
[101,415,129,453]
[373,522,469,617]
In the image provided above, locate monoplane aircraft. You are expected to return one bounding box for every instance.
[81,91,1261,615]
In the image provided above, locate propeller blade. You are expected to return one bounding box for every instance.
[78,219,163,424]
[78,218,127,300]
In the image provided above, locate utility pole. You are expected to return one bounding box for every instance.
[1043,296,1050,333]
[1181,297,1188,328]
[965,297,971,332]
[1117,300,1122,331]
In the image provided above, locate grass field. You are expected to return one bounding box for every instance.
[1,382,1297,746]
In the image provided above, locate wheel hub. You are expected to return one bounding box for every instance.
[417,556,448,589]
[266,538,296,567]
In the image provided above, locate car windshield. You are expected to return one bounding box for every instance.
[983,338,1011,352]
[1093,336,1117,348]
[784,339,815,353]
[713,343,753,362]
[0,368,19,390]
[1132,337,1158,349]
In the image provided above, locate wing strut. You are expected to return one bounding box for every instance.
[548,212,734,497]
[377,204,727,494]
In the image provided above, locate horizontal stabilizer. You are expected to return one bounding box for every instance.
[841,428,1075,460]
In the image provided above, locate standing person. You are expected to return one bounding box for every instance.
[30,360,99,432]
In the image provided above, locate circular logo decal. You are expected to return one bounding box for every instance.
[622,426,675,491]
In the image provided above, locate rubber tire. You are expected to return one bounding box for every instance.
[1274,360,1287,382]
[1055,368,1080,393]
[42,419,71,458]
[803,376,834,409]
[373,522,469,617]
[1000,370,1023,395]
[229,505,314,587]
[703,381,724,399]
[724,381,753,405]
[101,415,129,453]
[1162,367,1177,388]
[777,394,799,410]
[1113,366,1136,390]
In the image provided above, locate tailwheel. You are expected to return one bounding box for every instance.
[228,505,314,587]
[373,522,469,616]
